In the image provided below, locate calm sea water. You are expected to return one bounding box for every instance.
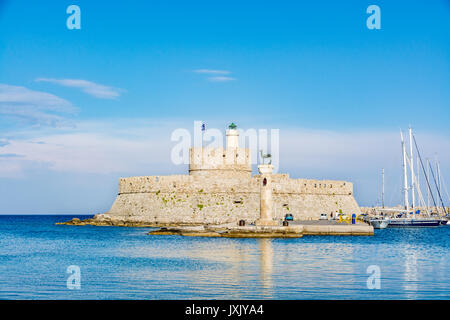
[0,215,449,300]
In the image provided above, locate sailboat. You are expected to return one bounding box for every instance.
[434,157,449,225]
[369,216,390,229]
[368,169,390,229]
[387,127,443,227]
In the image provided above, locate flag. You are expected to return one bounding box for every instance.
[201,123,206,131]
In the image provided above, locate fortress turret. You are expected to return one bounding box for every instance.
[189,123,252,178]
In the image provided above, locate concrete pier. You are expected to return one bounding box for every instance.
[148,221,374,237]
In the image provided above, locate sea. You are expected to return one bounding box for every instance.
[0,215,448,300]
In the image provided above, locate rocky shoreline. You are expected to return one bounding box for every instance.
[57,215,374,236]
[56,214,218,228]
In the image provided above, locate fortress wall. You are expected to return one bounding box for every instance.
[110,175,260,224]
[106,175,360,224]
[189,147,251,177]
[118,175,191,194]
[189,147,251,167]
[118,175,258,194]
[252,174,354,195]
[272,193,361,220]
[119,175,354,196]
[107,191,359,224]
[107,190,261,224]
[272,178,354,195]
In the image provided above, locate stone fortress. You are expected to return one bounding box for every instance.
[90,123,362,227]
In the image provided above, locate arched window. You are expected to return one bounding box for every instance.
[263,178,267,186]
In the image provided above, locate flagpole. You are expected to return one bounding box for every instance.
[201,123,205,148]
[382,168,385,209]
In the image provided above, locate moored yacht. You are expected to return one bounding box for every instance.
[388,216,441,227]
[386,127,447,228]
[369,217,390,229]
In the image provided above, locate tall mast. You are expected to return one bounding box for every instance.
[401,131,410,211]
[409,127,415,210]
[382,168,385,208]
[437,160,441,196]
[426,158,430,210]
[437,158,441,214]
[417,156,420,195]
[417,156,420,216]
[434,155,439,214]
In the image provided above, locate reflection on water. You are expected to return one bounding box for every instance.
[404,246,419,299]
[175,239,276,299]
[259,239,273,297]
[0,215,449,299]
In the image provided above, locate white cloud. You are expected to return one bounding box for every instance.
[35,78,123,99]
[193,69,231,75]
[207,76,236,82]
[0,140,10,147]
[193,69,237,82]
[0,84,76,112]
[279,128,450,172]
[0,84,78,127]
[0,119,180,176]
[0,153,23,158]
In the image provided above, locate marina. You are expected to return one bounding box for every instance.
[364,127,449,230]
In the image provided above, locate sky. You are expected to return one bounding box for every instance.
[0,0,449,213]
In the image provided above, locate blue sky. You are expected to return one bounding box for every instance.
[0,0,449,213]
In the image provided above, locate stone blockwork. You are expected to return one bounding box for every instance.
[101,173,360,225]
[94,124,361,226]
[189,147,251,178]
